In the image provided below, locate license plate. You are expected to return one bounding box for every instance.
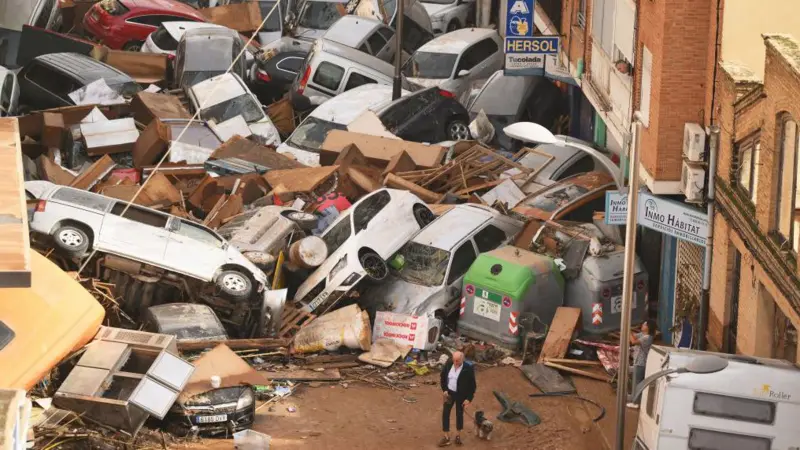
[610,296,637,314]
[473,297,501,321]
[196,414,227,424]
[307,290,329,311]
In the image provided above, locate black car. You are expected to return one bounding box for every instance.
[377,86,471,143]
[17,52,141,111]
[250,50,307,104]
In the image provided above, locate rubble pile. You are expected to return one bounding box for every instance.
[0,2,651,447]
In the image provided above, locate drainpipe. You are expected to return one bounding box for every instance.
[698,126,720,351]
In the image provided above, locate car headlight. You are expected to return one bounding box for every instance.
[329,256,348,280]
[341,272,362,287]
[236,389,254,410]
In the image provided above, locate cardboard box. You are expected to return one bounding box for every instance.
[201,2,263,33]
[372,312,443,351]
[130,92,191,126]
[80,118,138,155]
[91,47,168,84]
[320,130,445,169]
[133,118,170,167]
[42,112,65,148]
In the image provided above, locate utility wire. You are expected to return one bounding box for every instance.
[74,1,282,279]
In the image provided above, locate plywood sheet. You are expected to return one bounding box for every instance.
[537,307,581,363]
[0,118,31,287]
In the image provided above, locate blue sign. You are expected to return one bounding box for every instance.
[506,0,534,37]
[605,191,628,225]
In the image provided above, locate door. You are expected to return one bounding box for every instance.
[373,26,396,62]
[97,203,170,264]
[444,240,478,304]
[163,219,226,280]
[462,37,501,80]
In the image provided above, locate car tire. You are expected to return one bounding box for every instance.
[446,117,471,141]
[360,251,388,281]
[413,204,435,227]
[447,20,460,32]
[217,270,253,299]
[287,211,318,230]
[52,224,90,258]
[123,41,144,52]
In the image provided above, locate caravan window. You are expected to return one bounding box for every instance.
[693,392,776,424]
[688,428,771,450]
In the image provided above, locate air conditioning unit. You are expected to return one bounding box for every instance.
[683,123,706,162]
[681,161,706,202]
[95,326,178,354]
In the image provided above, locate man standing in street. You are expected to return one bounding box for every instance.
[439,351,476,447]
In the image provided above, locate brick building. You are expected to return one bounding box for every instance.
[709,35,800,361]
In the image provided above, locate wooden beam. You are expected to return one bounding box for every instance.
[261,369,342,382]
[383,173,441,203]
[544,362,611,382]
[538,307,582,363]
[544,358,603,366]
[177,338,290,352]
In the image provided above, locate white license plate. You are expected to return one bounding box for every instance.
[610,296,637,314]
[196,414,227,424]
[308,290,329,311]
[473,297,501,322]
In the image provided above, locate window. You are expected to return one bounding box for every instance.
[52,188,113,211]
[150,26,178,51]
[775,114,800,251]
[591,0,615,55]
[473,225,507,253]
[0,321,14,351]
[447,242,477,285]
[557,155,596,180]
[174,220,223,248]
[457,47,482,73]
[344,72,377,91]
[127,15,167,27]
[276,56,304,74]
[472,38,499,61]
[321,217,352,255]
[693,392,775,424]
[200,93,264,124]
[353,190,391,233]
[24,63,77,100]
[735,133,760,204]
[577,0,587,28]
[366,31,389,55]
[395,14,433,54]
[380,89,436,130]
[640,46,652,126]
[559,192,607,222]
[377,27,394,43]
[111,203,168,229]
[312,62,345,92]
[687,428,770,450]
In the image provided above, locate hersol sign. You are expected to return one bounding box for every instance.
[604,191,709,246]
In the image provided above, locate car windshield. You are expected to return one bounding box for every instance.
[286,116,347,151]
[526,184,590,212]
[200,93,264,123]
[391,241,449,287]
[298,1,346,30]
[403,52,457,79]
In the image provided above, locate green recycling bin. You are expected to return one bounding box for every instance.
[458,246,564,349]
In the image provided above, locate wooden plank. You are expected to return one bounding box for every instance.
[537,307,581,363]
[261,369,341,382]
[264,165,338,194]
[519,364,576,394]
[383,173,441,203]
[70,154,116,191]
[0,118,31,287]
[177,338,289,352]
[544,358,603,366]
[382,150,416,176]
[543,362,611,382]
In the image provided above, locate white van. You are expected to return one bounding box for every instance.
[635,346,800,450]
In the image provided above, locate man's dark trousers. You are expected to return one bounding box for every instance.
[442,390,465,432]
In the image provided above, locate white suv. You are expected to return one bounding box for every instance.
[25,181,268,299]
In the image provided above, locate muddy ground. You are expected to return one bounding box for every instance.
[186,365,630,450]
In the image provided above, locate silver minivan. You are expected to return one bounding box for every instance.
[25,181,268,300]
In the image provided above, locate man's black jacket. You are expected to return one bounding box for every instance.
[440,360,477,401]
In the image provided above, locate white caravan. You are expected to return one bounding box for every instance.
[635,346,800,450]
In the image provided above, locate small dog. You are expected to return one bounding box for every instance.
[473,410,494,441]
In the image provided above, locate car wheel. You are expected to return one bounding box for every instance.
[360,252,388,281]
[447,118,471,141]
[413,204,435,227]
[447,20,460,32]
[217,270,253,299]
[124,41,143,52]
[53,224,90,258]
[287,211,318,230]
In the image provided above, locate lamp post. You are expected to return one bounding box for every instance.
[392,0,405,101]
[631,354,729,403]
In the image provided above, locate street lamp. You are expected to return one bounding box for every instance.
[503,122,625,190]
[631,355,729,403]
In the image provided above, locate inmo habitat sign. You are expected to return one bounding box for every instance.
[604,191,709,246]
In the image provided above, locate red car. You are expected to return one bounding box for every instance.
[83,0,207,51]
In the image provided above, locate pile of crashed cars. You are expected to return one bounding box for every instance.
[0,0,652,446]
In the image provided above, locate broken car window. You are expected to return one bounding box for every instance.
[402,52,458,79]
[353,190,390,233]
[473,225,507,253]
[391,242,449,286]
[174,220,224,248]
[200,93,264,124]
[0,321,14,351]
[447,242,477,285]
[52,188,113,212]
[298,1,346,30]
[527,184,590,213]
[286,116,348,151]
[321,215,352,255]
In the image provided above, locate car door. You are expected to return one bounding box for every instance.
[97,202,170,265]
[163,218,226,280]
[468,37,501,80]
[373,26,396,62]
[444,239,478,304]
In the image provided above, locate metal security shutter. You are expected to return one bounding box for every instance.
[675,240,705,333]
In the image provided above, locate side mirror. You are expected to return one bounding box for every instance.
[457,69,470,78]
[449,286,461,298]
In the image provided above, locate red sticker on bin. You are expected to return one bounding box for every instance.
[502,296,512,308]
[465,284,475,295]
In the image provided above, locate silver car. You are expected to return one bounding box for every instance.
[25,181,268,300]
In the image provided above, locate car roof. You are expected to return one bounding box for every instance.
[183,26,240,41]
[33,53,133,86]
[309,84,405,124]
[412,204,496,250]
[163,21,224,40]
[324,16,383,48]
[123,0,204,17]
[417,28,498,54]
[317,38,396,77]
